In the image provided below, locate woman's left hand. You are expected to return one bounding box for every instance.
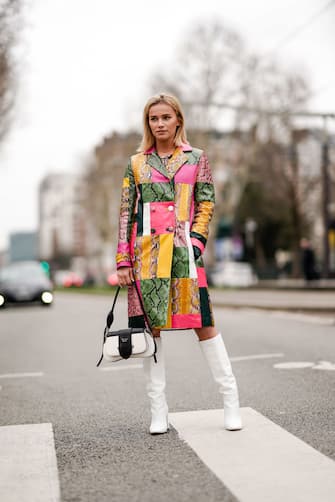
[117,266,134,287]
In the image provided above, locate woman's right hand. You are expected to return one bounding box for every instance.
[117,266,134,287]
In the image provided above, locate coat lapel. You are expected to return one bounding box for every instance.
[165,147,188,180]
[146,152,169,179]
[146,145,190,180]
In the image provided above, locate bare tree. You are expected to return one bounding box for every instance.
[0,0,21,143]
[149,19,246,131]
[235,55,310,141]
[232,62,313,275]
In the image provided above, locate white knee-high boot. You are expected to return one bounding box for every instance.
[199,333,242,431]
[143,337,169,434]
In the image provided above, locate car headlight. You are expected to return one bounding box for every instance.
[41,291,53,304]
[0,294,5,306]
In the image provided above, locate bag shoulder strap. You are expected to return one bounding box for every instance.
[106,282,151,332]
[106,285,121,329]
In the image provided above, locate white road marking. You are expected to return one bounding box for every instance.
[169,407,335,502]
[99,364,143,371]
[0,423,60,502]
[231,353,284,362]
[274,361,315,369]
[312,360,335,370]
[99,354,284,371]
[239,308,335,326]
[270,311,335,325]
[274,360,335,371]
[0,372,44,379]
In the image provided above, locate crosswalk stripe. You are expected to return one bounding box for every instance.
[169,407,335,502]
[0,423,60,502]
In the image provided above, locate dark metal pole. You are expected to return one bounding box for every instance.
[321,118,330,278]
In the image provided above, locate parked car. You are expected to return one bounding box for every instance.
[209,261,258,288]
[0,261,54,308]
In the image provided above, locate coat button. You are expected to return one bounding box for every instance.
[166,226,174,232]
[167,205,174,211]
[151,207,156,212]
[151,228,156,234]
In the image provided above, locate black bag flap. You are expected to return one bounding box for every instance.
[106,328,144,338]
[118,330,132,359]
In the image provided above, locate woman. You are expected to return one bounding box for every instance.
[116,94,242,434]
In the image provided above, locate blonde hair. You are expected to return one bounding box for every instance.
[138,93,188,152]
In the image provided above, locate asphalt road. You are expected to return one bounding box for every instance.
[0,292,334,501]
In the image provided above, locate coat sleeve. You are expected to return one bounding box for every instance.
[115,158,136,268]
[190,153,215,255]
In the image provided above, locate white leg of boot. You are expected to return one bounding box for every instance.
[199,333,242,431]
[143,337,169,434]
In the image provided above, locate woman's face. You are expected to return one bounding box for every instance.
[148,102,180,145]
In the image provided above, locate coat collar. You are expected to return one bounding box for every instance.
[145,143,192,179]
[144,143,192,154]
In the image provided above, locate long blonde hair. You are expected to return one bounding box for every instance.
[138,93,188,152]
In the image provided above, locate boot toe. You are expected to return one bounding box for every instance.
[150,425,169,435]
[149,408,169,434]
[224,420,243,431]
[149,420,169,434]
[224,408,243,431]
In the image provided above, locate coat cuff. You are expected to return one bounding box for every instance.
[116,261,132,269]
[116,248,132,269]
[116,242,132,269]
[190,237,205,255]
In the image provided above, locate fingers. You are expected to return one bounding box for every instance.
[125,268,133,285]
[117,267,134,287]
[129,268,135,283]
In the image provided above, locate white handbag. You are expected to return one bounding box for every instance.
[96,284,157,366]
[102,327,156,362]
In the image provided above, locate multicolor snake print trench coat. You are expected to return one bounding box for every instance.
[116,143,215,330]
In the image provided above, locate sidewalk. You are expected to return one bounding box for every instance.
[256,279,335,290]
[209,287,335,314]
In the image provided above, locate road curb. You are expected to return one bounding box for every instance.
[212,302,335,314]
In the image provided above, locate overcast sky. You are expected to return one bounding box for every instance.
[0,0,334,250]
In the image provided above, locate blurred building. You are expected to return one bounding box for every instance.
[38,173,86,266]
[9,231,38,263]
